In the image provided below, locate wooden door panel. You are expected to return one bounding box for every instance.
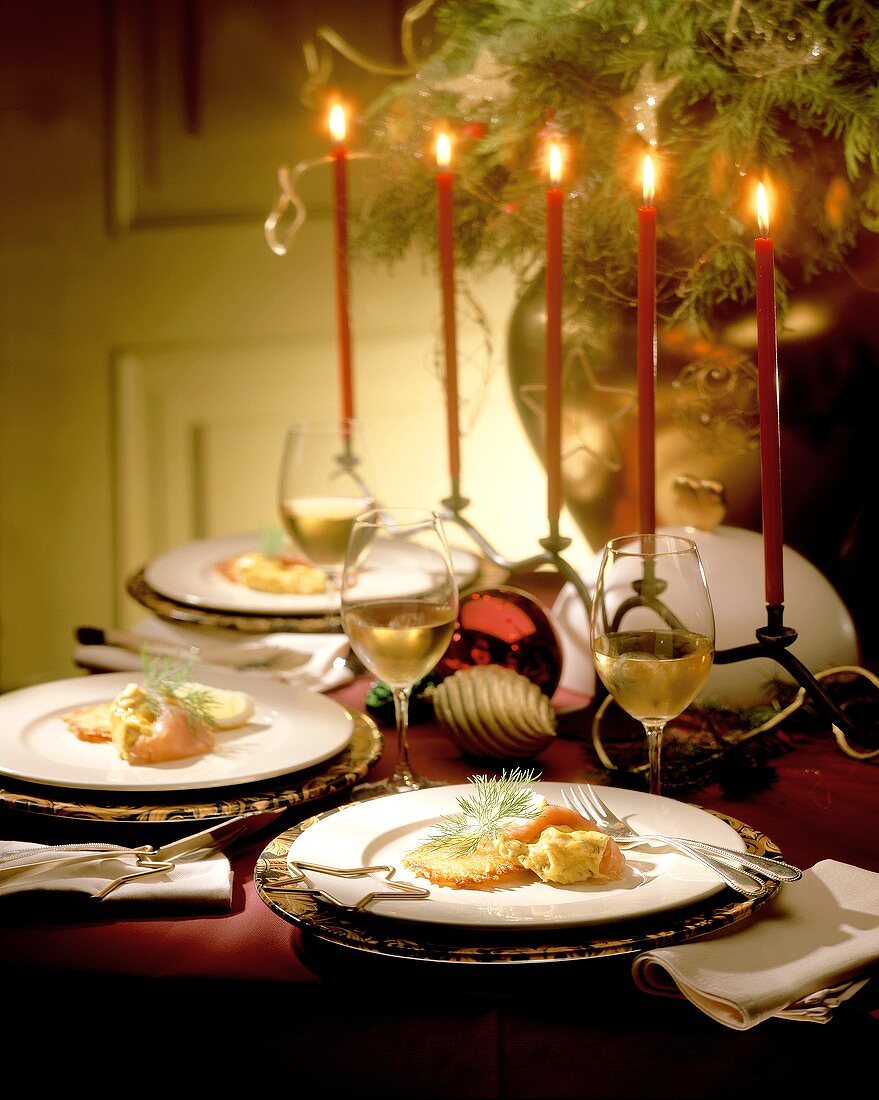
[109,0,401,230]
[0,0,553,691]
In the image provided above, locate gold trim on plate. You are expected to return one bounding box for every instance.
[254,806,783,965]
[126,555,509,635]
[0,708,382,824]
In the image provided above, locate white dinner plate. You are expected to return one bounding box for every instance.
[144,533,481,615]
[0,669,354,792]
[285,782,748,929]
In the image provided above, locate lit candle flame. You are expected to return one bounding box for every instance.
[328,103,347,145]
[436,131,452,170]
[548,141,563,187]
[756,181,771,236]
[642,155,655,206]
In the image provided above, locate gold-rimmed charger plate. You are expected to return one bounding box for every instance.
[0,708,381,825]
[126,569,344,634]
[127,555,509,635]
[254,807,783,965]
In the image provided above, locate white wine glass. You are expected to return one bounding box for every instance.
[341,507,459,799]
[590,533,715,796]
[277,418,375,591]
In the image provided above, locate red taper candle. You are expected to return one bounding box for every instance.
[755,180,784,608]
[435,131,461,487]
[637,155,657,534]
[545,140,564,532]
[329,104,354,423]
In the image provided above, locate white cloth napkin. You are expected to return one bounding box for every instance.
[631,859,879,1029]
[0,840,233,909]
[73,616,353,693]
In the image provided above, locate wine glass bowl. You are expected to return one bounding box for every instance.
[277,418,375,583]
[341,507,459,799]
[589,533,715,796]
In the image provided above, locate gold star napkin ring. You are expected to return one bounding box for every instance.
[263,860,429,911]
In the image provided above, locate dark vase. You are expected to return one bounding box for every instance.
[506,240,879,655]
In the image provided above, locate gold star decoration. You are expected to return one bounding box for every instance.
[261,860,429,911]
[519,345,636,474]
[431,47,515,112]
[614,62,681,147]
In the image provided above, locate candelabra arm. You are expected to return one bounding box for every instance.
[715,623,864,743]
[610,594,686,633]
[548,551,593,614]
[438,504,592,613]
[439,506,552,572]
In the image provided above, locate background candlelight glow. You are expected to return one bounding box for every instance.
[548,141,563,185]
[757,181,770,235]
[329,103,346,144]
[642,154,655,205]
[436,131,452,169]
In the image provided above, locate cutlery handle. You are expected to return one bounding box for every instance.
[638,838,768,897]
[76,626,198,661]
[665,838,802,882]
[0,846,153,882]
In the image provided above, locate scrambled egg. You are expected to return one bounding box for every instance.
[109,683,158,761]
[109,683,214,765]
[498,825,610,884]
[64,681,256,766]
[223,552,327,594]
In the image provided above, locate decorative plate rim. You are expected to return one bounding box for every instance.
[254,805,783,965]
[127,556,510,634]
[0,708,382,824]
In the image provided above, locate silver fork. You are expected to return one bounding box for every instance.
[562,787,771,898]
[570,785,802,883]
[566,785,802,887]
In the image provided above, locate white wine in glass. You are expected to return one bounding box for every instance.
[277,418,375,586]
[341,507,458,799]
[590,534,715,796]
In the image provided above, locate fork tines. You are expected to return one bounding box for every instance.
[562,785,606,824]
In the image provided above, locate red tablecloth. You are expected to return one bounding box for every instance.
[1,666,876,1096]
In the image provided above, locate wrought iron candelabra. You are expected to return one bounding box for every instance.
[440,484,869,747]
[439,486,594,618]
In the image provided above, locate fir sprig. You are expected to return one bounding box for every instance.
[416,767,543,858]
[140,649,218,731]
[350,1,879,330]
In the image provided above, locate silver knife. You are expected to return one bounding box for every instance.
[0,810,288,891]
[153,808,289,863]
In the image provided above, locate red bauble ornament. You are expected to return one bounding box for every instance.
[436,586,563,697]
[462,121,487,140]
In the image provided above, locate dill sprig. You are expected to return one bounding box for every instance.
[417,768,543,858]
[141,648,218,731]
[259,526,285,557]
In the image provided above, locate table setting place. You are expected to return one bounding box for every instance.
[1,409,878,1037]
[6,9,879,1069]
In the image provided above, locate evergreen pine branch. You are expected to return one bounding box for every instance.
[350,0,879,328]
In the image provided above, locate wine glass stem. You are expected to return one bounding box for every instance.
[643,721,665,796]
[391,686,413,783]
